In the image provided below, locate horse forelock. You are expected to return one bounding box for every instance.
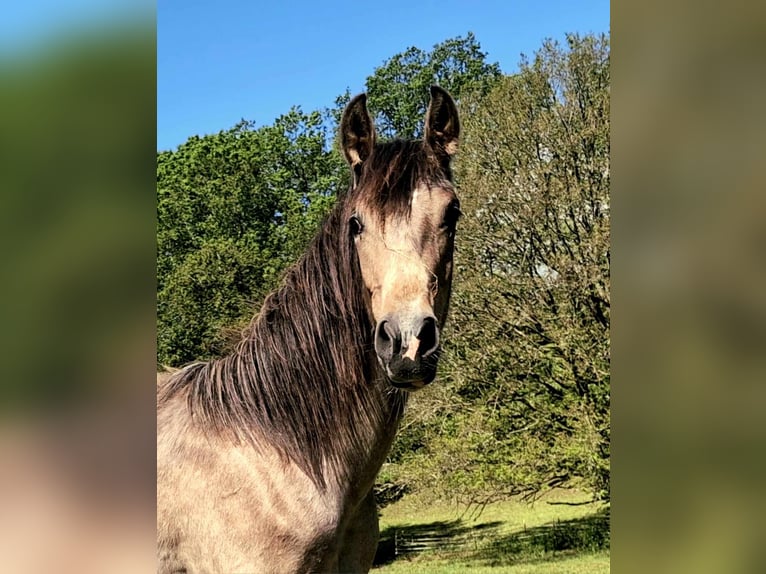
[351,139,452,225]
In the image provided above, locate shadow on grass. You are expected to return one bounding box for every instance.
[466,507,610,567]
[374,519,503,566]
[373,507,609,568]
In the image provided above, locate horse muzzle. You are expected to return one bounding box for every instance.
[374,314,440,390]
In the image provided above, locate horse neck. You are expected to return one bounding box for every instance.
[227,218,407,494]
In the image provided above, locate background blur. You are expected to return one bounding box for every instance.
[613,1,766,573]
[1,1,764,573]
[0,1,156,571]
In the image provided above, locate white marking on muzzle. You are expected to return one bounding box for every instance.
[403,336,421,361]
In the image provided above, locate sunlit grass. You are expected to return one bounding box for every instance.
[373,489,609,573]
[373,552,610,574]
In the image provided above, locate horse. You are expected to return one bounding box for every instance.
[157,86,461,574]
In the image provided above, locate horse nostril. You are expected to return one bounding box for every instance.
[417,317,439,358]
[374,319,401,361]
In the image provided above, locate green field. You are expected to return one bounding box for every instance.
[373,490,609,574]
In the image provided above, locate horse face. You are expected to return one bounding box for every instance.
[340,87,460,391]
[351,183,459,390]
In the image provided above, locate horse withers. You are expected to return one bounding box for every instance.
[157,86,461,573]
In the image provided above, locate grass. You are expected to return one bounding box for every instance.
[372,489,609,574]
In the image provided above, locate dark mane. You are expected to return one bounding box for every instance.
[158,140,450,488]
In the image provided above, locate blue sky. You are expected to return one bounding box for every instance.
[1,0,149,56]
[158,0,609,151]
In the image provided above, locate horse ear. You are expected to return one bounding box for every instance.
[340,93,376,179]
[424,86,460,159]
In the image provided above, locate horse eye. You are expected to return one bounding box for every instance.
[349,215,364,236]
[442,200,462,230]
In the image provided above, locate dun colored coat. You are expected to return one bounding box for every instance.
[158,86,461,574]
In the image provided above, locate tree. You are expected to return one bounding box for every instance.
[388,33,610,503]
[157,109,345,366]
[160,33,500,367]
[155,32,611,505]
[333,33,501,140]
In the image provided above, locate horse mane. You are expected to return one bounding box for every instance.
[158,140,449,488]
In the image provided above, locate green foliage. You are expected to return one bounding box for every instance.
[159,33,499,367]
[156,32,610,505]
[157,109,344,365]
[366,33,501,139]
[389,33,610,502]
[333,33,501,140]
